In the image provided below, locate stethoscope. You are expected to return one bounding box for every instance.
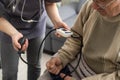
[8,0,42,23]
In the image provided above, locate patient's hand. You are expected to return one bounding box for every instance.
[46,57,63,75]
[60,73,75,80]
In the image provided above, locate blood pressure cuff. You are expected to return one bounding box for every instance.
[45,0,61,3]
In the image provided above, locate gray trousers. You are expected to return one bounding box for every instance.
[1,36,45,80]
[0,40,1,68]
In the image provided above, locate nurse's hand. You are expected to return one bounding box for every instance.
[54,20,70,37]
[54,20,69,30]
[11,32,28,52]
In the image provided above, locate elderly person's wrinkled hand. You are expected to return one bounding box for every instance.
[60,73,76,80]
[46,57,63,75]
